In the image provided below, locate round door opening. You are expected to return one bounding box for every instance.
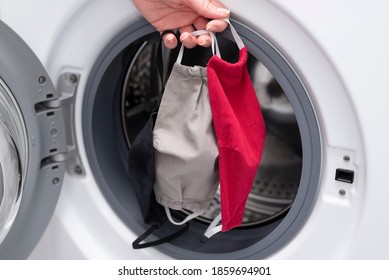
[83,19,321,259]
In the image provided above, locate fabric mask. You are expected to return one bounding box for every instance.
[128,111,165,227]
[128,42,191,248]
[153,31,221,225]
[205,20,266,237]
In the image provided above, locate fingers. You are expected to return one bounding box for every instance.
[192,17,212,48]
[206,19,229,33]
[162,32,178,49]
[161,27,200,49]
[161,0,231,50]
[197,34,212,48]
[180,32,198,49]
[187,0,230,20]
[179,25,197,49]
[180,31,212,49]
[161,0,231,49]
[162,31,215,49]
[178,0,230,49]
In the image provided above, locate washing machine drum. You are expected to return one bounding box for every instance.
[0,21,67,259]
[83,19,322,259]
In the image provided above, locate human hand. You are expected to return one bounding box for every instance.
[131,0,230,49]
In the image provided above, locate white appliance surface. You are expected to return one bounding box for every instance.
[0,0,387,259]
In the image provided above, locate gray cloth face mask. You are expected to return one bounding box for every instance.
[153,31,220,225]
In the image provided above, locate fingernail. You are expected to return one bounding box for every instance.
[200,40,209,46]
[206,24,214,31]
[216,8,230,15]
[166,34,175,43]
[181,34,189,41]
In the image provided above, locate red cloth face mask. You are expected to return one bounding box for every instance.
[205,20,266,236]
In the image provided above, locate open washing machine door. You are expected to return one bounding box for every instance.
[0,21,72,259]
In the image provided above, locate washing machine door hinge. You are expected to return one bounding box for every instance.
[38,72,85,176]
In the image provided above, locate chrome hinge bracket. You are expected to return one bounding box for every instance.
[36,72,85,176]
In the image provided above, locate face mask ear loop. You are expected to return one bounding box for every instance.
[204,213,222,238]
[203,183,223,238]
[222,18,245,50]
[175,42,186,65]
[132,223,189,249]
[176,30,220,64]
[165,206,206,226]
[209,31,221,58]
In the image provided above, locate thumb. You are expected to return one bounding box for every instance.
[187,0,230,19]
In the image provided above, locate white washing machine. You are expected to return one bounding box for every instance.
[0,0,388,259]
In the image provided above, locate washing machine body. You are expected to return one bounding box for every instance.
[0,0,388,259]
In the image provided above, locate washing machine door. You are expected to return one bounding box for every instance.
[0,21,67,259]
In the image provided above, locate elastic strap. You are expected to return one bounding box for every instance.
[157,39,167,87]
[158,39,179,92]
[165,206,205,226]
[176,30,220,64]
[132,224,189,249]
[204,213,223,238]
[222,18,245,50]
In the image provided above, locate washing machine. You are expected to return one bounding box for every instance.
[0,0,388,259]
